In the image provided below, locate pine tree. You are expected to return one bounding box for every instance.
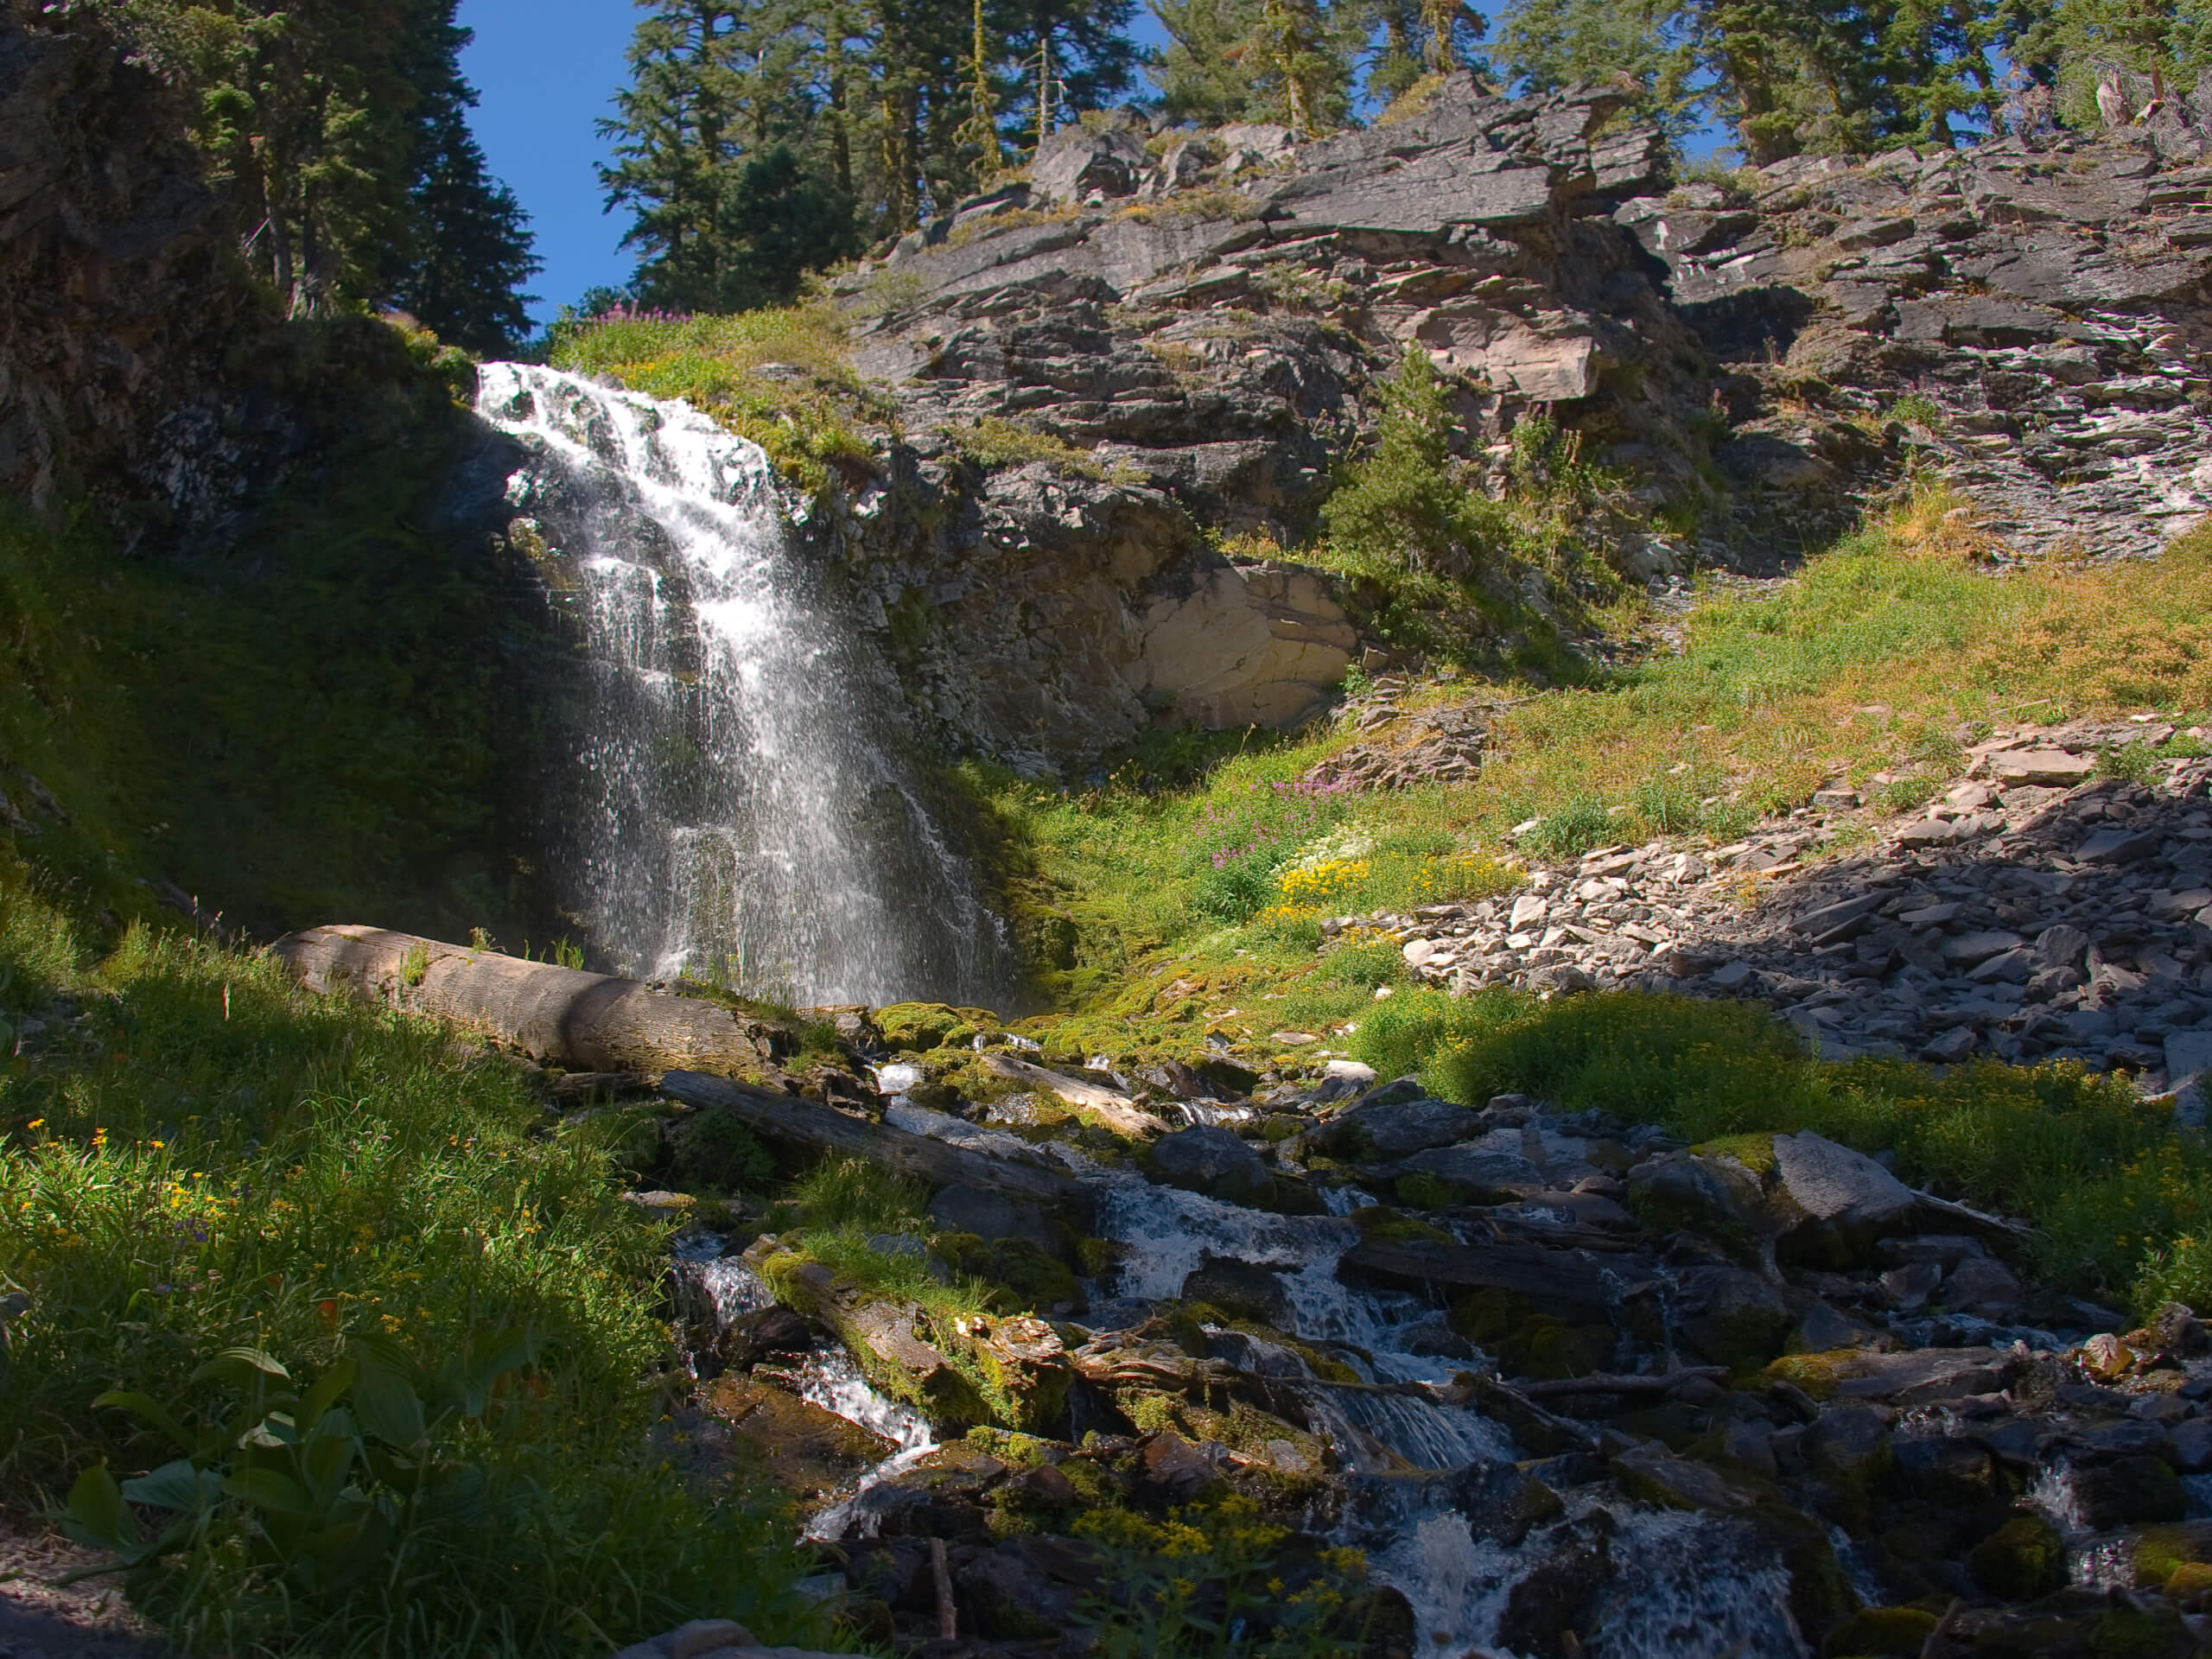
[1489,0,1702,140]
[1149,0,1361,130]
[1492,0,2039,161]
[379,2,541,354]
[72,0,537,340]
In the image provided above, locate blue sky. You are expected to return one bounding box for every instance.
[455,3,1512,328]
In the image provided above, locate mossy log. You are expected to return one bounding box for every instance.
[269,925,780,1075]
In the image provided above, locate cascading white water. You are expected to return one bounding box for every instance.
[474,363,1012,1007]
[1091,1175,1808,1651]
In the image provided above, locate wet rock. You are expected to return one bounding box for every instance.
[1453,1459,1567,1547]
[1967,1514,2068,1599]
[1388,1139,1546,1202]
[1310,1094,1481,1160]
[1890,1435,1993,1503]
[2072,1453,2187,1529]
[1144,1123,1274,1207]
[954,1532,1101,1640]
[702,1374,895,1503]
[1802,1404,1893,1484]
[1673,1265,1793,1370]
[1181,1251,1293,1325]
[1613,1442,1764,1511]
[925,1182,1066,1254]
[1340,1234,1638,1317]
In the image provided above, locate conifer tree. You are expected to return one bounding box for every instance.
[1149,0,1361,130]
[70,0,538,346]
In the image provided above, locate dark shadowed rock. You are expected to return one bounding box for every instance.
[1146,1124,1274,1207]
[1313,1095,1483,1160]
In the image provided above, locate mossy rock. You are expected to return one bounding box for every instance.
[878,1001,1000,1052]
[2126,1521,2212,1591]
[1351,1205,1455,1246]
[1450,1287,1540,1345]
[2091,1605,2196,1658]
[1821,1605,1938,1657]
[1967,1515,2067,1599]
[1759,1349,1863,1403]
[1693,1132,1780,1179]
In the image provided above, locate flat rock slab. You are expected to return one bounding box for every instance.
[1823,1346,2021,1404]
[1338,1236,1648,1314]
[2078,826,2165,863]
[1991,750,2097,787]
[1313,1095,1481,1160]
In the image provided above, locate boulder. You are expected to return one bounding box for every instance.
[1311,1094,1482,1160]
[2069,1454,2186,1529]
[1181,1251,1293,1325]
[1390,1140,1546,1203]
[1146,1123,1274,1207]
[1613,1443,1764,1512]
[1802,1405,1894,1484]
[1967,1516,2068,1599]
[1767,1131,1916,1266]
[1672,1264,1792,1369]
[1030,126,1148,204]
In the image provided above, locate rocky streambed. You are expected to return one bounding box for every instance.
[622,1039,2212,1658]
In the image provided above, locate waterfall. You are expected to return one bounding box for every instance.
[474,364,1012,1007]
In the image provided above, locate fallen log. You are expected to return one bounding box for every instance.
[979,1052,1161,1139]
[269,925,779,1076]
[1516,1366,1729,1401]
[661,1070,1096,1225]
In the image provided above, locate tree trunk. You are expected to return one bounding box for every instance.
[268,925,781,1076]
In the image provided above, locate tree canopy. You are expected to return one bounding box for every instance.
[67,0,540,353]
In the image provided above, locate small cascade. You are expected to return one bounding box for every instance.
[670,1241,935,1535]
[474,363,1013,1007]
[1344,1481,1812,1656]
[783,1347,935,1453]
[1306,1385,1514,1471]
[1096,1179,1462,1376]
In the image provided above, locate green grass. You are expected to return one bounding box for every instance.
[975,501,2212,1027]
[547,305,882,497]
[1350,987,2209,1315]
[0,410,546,943]
[0,871,836,1656]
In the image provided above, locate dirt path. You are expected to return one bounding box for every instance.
[0,1517,171,1659]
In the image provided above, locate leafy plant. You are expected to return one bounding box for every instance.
[1074,1497,1384,1659]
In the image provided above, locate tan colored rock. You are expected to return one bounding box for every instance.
[1135,560,1355,729]
[1990,749,2096,787]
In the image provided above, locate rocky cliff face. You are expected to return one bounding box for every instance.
[793,77,2212,772]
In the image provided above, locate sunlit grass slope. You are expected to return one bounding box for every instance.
[0,868,833,1656]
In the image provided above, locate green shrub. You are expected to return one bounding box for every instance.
[791,1155,925,1234]
[1522,798,1615,861]
[1320,347,1502,582]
